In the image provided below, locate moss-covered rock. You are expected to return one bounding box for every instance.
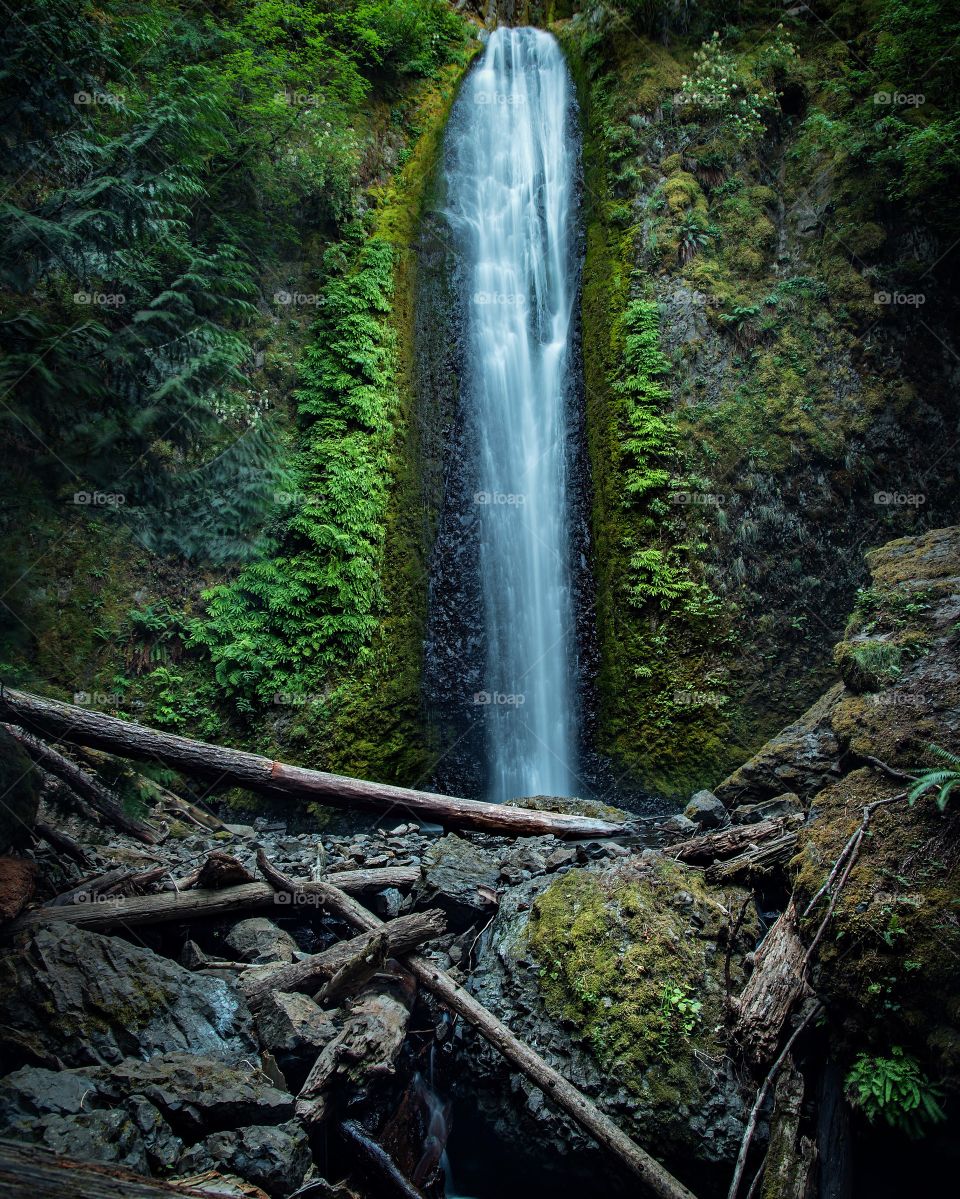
[462,851,760,1186]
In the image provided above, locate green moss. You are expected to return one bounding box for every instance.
[527,859,757,1104]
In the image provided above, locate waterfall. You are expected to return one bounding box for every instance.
[443,27,581,803]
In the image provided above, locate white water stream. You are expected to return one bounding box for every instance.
[444,27,580,803]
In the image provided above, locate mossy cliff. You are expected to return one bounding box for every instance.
[718,525,960,1131]
[556,2,960,801]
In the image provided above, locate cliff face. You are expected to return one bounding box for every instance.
[559,2,960,800]
[720,524,960,1123]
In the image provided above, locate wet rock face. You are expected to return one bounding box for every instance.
[415,834,501,929]
[0,922,257,1068]
[713,682,845,807]
[0,1055,297,1186]
[458,853,760,1182]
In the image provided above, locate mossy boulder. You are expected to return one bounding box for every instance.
[461,853,760,1187]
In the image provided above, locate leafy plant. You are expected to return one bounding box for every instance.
[909,744,960,812]
[845,1047,946,1137]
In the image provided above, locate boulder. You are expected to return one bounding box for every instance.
[224,917,297,964]
[253,991,339,1087]
[0,922,257,1067]
[731,793,804,825]
[714,683,844,807]
[178,1121,311,1195]
[94,1054,293,1137]
[683,790,727,829]
[459,853,761,1184]
[414,834,500,929]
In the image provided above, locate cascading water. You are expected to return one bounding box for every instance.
[443,27,581,803]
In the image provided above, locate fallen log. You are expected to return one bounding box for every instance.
[0,687,624,840]
[13,868,419,933]
[49,866,135,907]
[0,1137,254,1198]
[258,855,698,1199]
[33,819,94,868]
[4,724,158,845]
[670,816,802,865]
[732,898,811,1066]
[339,1120,427,1199]
[705,833,800,884]
[243,906,447,1008]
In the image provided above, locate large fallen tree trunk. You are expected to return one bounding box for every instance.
[669,816,802,865]
[731,898,811,1066]
[13,869,419,933]
[244,907,447,1007]
[0,1138,247,1198]
[705,832,800,884]
[257,855,698,1199]
[0,687,624,840]
[4,724,158,845]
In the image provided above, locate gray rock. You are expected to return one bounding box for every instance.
[731,793,804,825]
[95,1053,293,1136]
[0,923,257,1067]
[253,991,339,1086]
[224,917,298,964]
[415,834,500,929]
[661,814,699,836]
[683,790,727,829]
[178,1121,311,1195]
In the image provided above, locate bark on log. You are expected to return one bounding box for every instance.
[13,869,419,933]
[705,833,800,884]
[244,909,447,1007]
[339,1120,427,1199]
[258,858,698,1199]
[33,819,94,868]
[4,724,158,845]
[757,1058,817,1199]
[732,898,811,1066]
[0,1138,254,1198]
[0,688,624,840]
[670,816,802,864]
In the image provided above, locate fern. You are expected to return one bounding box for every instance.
[909,744,960,812]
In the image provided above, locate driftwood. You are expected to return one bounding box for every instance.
[705,833,800,884]
[339,1120,427,1199]
[14,869,419,933]
[732,898,811,1066]
[671,816,802,865]
[747,1058,817,1199]
[3,724,158,845]
[257,855,698,1199]
[33,820,93,868]
[49,867,135,907]
[0,1137,254,1198]
[244,908,447,1008]
[0,687,625,840]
